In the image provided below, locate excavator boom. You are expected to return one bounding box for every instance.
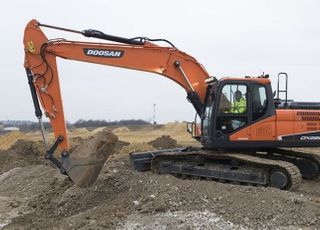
[23,19,210,187]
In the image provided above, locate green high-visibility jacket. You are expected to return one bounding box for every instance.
[231,97,246,113]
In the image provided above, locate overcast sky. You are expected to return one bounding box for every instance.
[1,0,320,123]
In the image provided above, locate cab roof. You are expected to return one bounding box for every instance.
[219,76,271,84]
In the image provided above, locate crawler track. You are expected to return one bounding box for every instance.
[247,148,320,179]
[151,151,302,190]
[272,148,320,177]
[130,148,309,190]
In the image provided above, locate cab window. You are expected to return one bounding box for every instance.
[217,84,248,134]
[219,84,247,114]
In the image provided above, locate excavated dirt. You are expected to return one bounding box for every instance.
[0,131,26,150]
[1,130,320,229]
[114,126,131,133]
[148,135,179,150]
[65,128,119,187]
[117,142,155,157]
[0,140,47,173]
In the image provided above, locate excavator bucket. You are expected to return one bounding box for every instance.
[62,128,118,187]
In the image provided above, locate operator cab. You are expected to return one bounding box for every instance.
[200,75,275,149]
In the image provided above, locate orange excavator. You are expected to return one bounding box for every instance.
[23,19,320,190]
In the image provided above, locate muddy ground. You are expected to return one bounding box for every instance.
[1,127,320,229]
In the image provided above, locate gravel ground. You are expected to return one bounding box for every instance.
[1,134,320,229]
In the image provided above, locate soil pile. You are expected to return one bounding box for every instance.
[158,122,199,147]
[2,127,320,229]
[0,131,25,150]
[70,128,90,136]
[114,126,130,133]
[9,139,43,156]
[161,122,186,134]
[0,140,46,173]
[116,142,155,158]
[148,135,178,149]
[113,140,130,153]
[91,127,105,134]
[1,155,320,229]
[0,165,69,228]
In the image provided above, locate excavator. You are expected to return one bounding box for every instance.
[23,19,320,190]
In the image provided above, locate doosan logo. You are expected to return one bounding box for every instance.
[300,136,320,140]
[83,48,124,58]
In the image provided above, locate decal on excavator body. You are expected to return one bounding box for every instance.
[83,48,124,58]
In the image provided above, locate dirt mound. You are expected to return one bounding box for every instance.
[91,127,105,134]
[161,122,186,133]
[113,126,130,133]
[0,165,69,228]
[148,135,178,149]
[113,140,130,153]
[0,140,46,173]
[9,139,43,156]
[117,142,155,157]
[71,128,90,135]
[0,131,25,150]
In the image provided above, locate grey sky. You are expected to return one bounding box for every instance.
[1,0,320,123]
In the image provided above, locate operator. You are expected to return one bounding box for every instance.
[231,90,246,114]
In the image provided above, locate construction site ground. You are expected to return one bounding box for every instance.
[1,122,320,229]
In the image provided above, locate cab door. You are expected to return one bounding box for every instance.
[249,83,276,141]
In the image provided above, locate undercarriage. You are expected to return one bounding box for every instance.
[130,147,320,190]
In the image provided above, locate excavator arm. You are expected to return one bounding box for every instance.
[23,19,210,187]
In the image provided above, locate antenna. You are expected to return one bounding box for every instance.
[153,104,156,125]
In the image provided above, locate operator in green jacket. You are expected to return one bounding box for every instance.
[231,90,246,114]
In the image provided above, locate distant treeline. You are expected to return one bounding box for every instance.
[18,122,52,132]
[73,119,149,128]
[1,119,149,132]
